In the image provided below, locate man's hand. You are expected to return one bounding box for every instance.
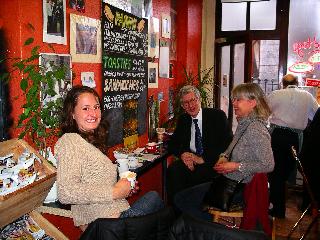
[181,152,205,171]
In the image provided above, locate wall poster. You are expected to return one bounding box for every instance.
[81,72,96,88]
[148,62,158,88]
[39,53,72,106]
[102,3,148,146]
[70,14,101,63]
[148,17,160,58]
[43,0,67,45]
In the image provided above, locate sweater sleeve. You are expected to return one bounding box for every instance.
[55,134,116,205]
[240,123,274,175]
[168,114,191,158]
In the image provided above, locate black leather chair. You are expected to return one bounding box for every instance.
[80,207,176,240]
[168,214,268,240]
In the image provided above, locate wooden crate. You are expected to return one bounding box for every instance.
[29,211,68,240]
[0,139,57,228]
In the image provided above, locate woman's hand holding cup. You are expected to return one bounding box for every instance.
[113,178,132,199]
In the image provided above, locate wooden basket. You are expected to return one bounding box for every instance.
[0,139,57,228]
[29,211,68,240]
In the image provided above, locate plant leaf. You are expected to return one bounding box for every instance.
[27,23,35,31]
[13,61,25,71]
[18,131,27,139]
[20,78,28,91]
[31,46,40,56]
[24,37,34,46]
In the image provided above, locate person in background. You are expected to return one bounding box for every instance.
[267,74,319,218]
[174,83,274,222]
[167,85,232,204]
[55,86,164,231]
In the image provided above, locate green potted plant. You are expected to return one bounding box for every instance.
[0,25,68,158]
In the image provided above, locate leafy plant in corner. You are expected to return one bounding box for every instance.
[0,25,67,157]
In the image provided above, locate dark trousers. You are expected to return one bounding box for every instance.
[173,180,244,222]
[166,160,217,205]
[268,128,299,217]
[174,182,213,221]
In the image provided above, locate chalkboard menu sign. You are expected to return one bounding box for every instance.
[102,3,148,146]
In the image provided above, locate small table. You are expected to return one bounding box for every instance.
[130,147,169,201]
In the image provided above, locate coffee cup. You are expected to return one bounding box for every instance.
[146,142,157,153]
[119,171,137,189]
[116,158,129,174]
[128,156,139,169]
[113,151,129,160]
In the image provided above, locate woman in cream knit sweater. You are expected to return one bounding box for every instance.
[55,86,164,231]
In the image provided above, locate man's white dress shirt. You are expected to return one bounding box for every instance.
[268,86,319,130]
[190,108,203,153]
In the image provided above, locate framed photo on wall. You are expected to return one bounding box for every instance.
[161,14,171,39]
[148,17,160,58]
[43,0,67,45]
[39,53,72,106]
[70,14,101,63]
[69,0,85,12]
[148,62,158,88]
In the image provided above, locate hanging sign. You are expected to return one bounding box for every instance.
[305,78,320,87]
[288,62,314,73]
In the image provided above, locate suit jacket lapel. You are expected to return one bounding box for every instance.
[201,109,208,148]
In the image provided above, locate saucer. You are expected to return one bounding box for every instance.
[129,162,143,169]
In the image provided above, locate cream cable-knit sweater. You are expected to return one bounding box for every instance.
[54,133,130,226]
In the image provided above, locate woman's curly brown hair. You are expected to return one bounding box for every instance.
[60,85,109,152]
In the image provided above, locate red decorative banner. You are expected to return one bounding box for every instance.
[305,78,320,87]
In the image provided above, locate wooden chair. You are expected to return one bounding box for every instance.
[207,173,274,238]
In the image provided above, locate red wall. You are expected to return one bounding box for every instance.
[0,0,202,157]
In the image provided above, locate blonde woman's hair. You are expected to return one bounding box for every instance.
[231,83,271,120]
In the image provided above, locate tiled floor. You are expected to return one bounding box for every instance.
[274,186,319,240]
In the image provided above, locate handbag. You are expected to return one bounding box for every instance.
[203,120,252,212]
[203,174,244,212]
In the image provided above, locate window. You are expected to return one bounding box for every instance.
[221,0,277,31]
[221,3,246,31]
[250,0,277,30]
[287,0,320,84]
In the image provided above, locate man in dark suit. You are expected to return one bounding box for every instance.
[167,85,232,204]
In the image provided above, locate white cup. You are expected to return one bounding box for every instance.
[119,171,137,189]
[117,158,129,174]
[128,156,139,169]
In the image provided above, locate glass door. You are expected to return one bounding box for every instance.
[217,43,245,132]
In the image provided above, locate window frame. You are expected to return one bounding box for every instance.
[215,0,290,85]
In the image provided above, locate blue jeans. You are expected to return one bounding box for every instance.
[174,182,212,221]
[119,191,164,218]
